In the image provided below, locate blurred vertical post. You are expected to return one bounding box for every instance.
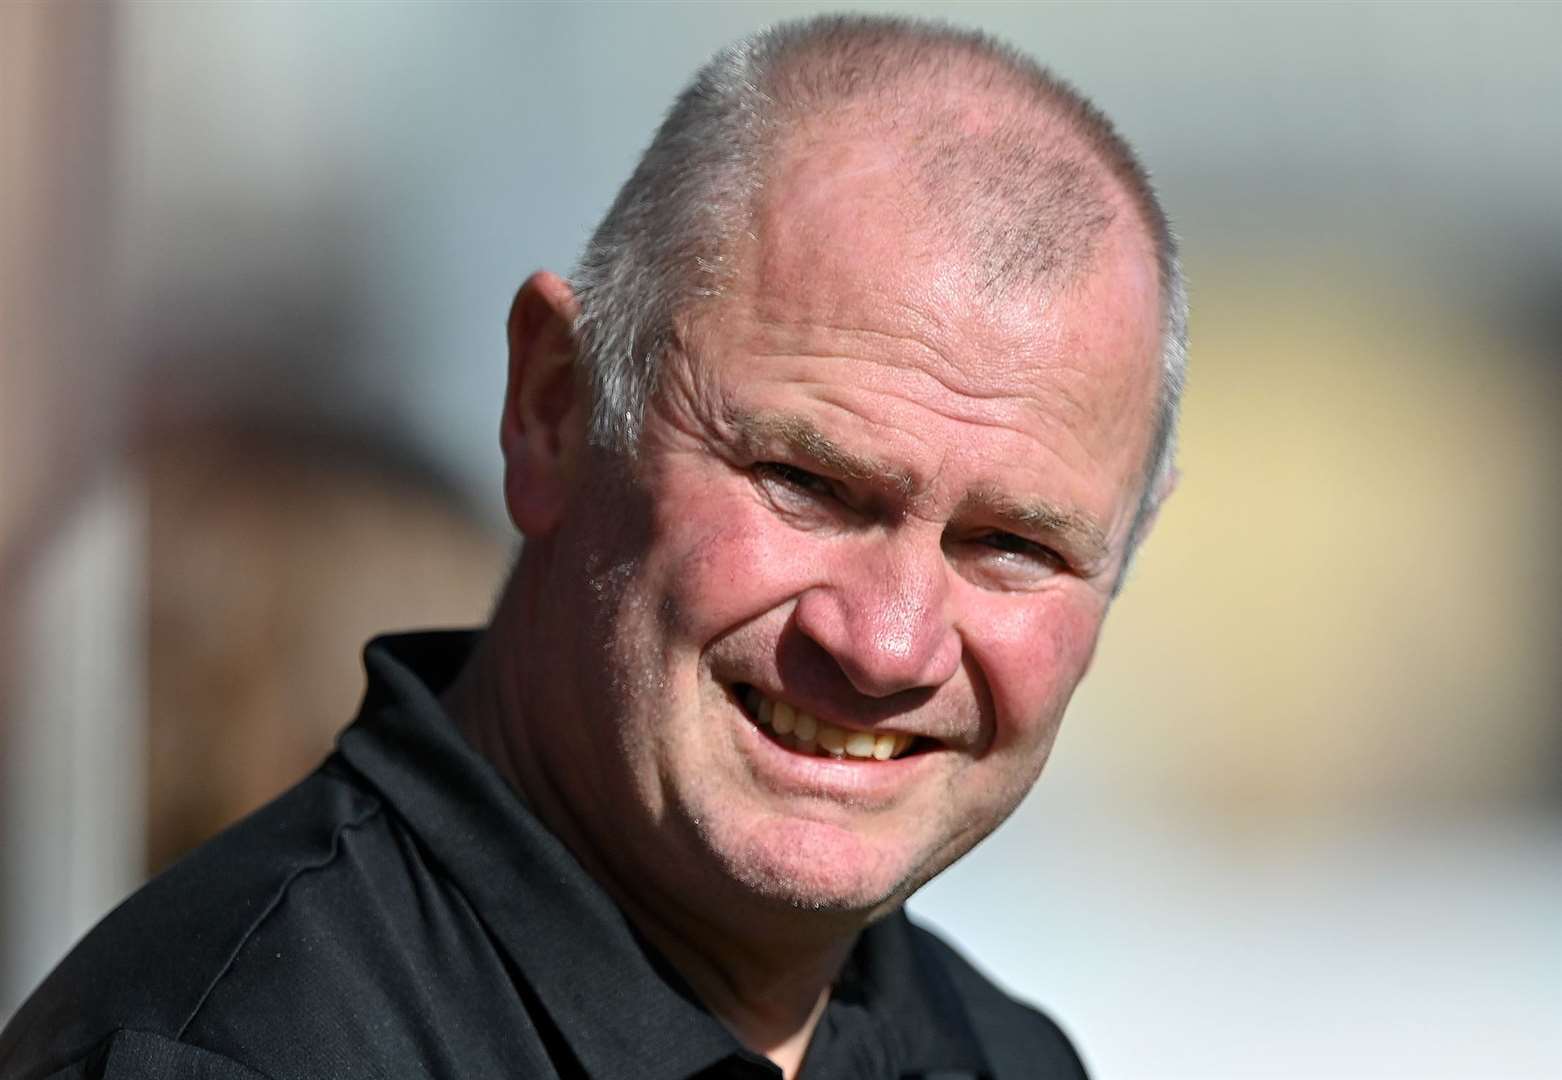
[0,1,144,1017]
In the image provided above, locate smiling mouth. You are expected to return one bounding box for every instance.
[733,684,926,761]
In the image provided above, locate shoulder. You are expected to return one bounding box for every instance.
[0,762,388,1080]
[904,917,1091,1080]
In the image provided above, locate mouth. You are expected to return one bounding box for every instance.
[731,683,929,761]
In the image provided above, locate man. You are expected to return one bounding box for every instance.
[1,14,1183,1080]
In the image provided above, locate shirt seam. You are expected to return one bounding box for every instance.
[11,1026,286,1080]
[113,1026,284,1080]
[172,797,385,1041]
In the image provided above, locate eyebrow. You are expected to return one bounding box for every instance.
[731,412,917,496]
[730,410,1112,566]
[963,487,1110,567]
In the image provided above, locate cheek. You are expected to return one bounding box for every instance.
[969,592,1105,749]
[651,483,816,639]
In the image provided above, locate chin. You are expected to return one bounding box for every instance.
[711,815,936,916]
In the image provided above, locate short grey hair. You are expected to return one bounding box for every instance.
[570,14,1186,560]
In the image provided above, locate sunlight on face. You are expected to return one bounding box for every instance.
[543,136,1163,925]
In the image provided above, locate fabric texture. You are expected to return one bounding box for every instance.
[0,632,1088,1080]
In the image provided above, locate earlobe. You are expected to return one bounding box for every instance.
[1155,459,1174,518]
[1151,464,1180,514]
[501,270,584,537]
[1137,463,1179,538]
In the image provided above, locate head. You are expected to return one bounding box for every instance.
[571,15,1187,569]
[484,15,1180,943]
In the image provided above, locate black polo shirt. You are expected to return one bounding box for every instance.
[0,633,1087,1080]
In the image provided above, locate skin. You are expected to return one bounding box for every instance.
[446,126,1166,1077]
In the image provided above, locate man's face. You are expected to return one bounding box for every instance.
[530,140,1162,925]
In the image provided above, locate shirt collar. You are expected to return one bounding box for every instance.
[850,913,992,1076]
[338,630,991,1079]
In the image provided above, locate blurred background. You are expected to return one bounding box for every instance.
[2,1,1558,1075]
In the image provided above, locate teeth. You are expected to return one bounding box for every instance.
[746,688,913,761]
[771,701,795,735]
[844,732,876,759]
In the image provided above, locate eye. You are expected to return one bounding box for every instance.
[754,462,838,501]
[980,531,1049,557]
[962,530,1068,580]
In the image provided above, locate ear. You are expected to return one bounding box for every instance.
[1112,463,1180,598]
[1141,463,1179,535]
[501,270,584,537]
[1129,463,1179,549]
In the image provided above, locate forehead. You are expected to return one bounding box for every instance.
[724,139,1155,431]
[745,134,1155,367]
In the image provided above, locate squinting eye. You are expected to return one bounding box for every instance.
[978,531,1064,567]
[755,462,837,500]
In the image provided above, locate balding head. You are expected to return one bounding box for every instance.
[741,23,1138,300]
[570,14,1184,558]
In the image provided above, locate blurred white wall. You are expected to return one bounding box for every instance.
[1,0,146,1018]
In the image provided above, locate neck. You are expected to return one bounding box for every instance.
[442,567,856,1079]
[608,874,851,1079]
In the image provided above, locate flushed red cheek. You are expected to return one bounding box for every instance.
[974,597,1102,747]
[654,495,810,635]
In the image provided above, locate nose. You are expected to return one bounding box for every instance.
[793,536,962,698]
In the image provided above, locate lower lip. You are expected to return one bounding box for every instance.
[731,704,938,805]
